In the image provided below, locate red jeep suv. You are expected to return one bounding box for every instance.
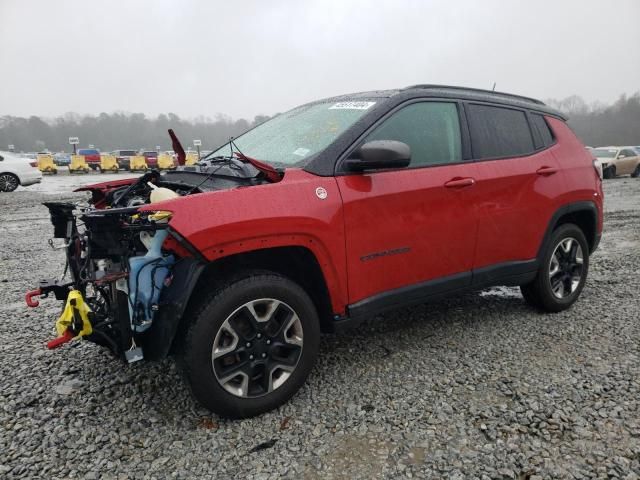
[32,85,603,418]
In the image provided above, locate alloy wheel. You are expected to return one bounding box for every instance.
[548,237,584,299]
[0,173,18,192]
[211,298,304,398]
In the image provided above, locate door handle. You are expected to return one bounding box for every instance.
[444,177,475,188]
[536,166,558,176]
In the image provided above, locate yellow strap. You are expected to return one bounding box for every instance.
[55,290,93,337]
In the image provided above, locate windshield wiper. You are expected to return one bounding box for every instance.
[228,139,282,183]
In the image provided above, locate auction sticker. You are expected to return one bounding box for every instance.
[329,101,376,110]
[293,147,310,156]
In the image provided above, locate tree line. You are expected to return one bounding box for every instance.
[545,93,640,147]
[0,112,270,153]
[1,92,639,153]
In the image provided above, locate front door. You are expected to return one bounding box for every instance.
[336,101,478,307]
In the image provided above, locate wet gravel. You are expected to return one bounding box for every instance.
[1,173,639,479]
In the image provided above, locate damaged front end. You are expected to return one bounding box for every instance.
[29,199,202,362]
[27,135,280,362]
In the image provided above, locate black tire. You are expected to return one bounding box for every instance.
[0,173,20,192]
[183,272,320,418]
[521,223,589,312]
[603,165,616,179]
[631,164,640,178]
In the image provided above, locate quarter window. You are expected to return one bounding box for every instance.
[466,104,535,159]
[362,102,462,167]
[530,114,554,149]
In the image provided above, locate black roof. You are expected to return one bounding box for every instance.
[312,84,565,120]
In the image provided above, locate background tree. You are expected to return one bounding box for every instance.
[0,112,271,153]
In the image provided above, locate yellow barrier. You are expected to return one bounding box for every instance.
[129,156,148,172]
[157,153,176,170]
[99,154,120,173]
[185,152,199,166]
[69,155,90,173]
[37,154,58,174]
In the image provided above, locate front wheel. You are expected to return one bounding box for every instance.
[183,273,320,418]
[521,223,589,312]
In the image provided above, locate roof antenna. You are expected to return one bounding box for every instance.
[492,82,497,91]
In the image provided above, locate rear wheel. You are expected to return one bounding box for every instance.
[603,165,616,179]
[183,272,320,418]
[631,164,640,178]
[0,173,19,192]
[521,223,589,312]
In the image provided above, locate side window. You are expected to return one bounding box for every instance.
[466,104,535,159]
[530,113,554,149]
[620,149,635,157]
[363,102,462,167]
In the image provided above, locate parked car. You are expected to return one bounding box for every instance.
[140,150,158,168]
[593,146,640,178]
[53,153,71,166]
[77,148,101,170]
[0,151,42,192]
[32,85,603,418]
[111,149,137,170]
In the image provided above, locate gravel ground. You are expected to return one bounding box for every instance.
[1,173,639,479]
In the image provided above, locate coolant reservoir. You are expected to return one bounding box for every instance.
[147,182,179,203]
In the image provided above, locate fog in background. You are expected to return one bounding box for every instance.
[1,0,639,151]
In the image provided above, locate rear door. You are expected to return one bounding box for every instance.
[466,104,565,272]
[336,101,478,306]
[617,149,638,175]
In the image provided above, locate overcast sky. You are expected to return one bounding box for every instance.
[1,0,639,120]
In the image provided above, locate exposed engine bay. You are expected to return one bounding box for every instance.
[27,154,277,362]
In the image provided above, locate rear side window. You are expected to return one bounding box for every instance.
[363,102,462,167]
[466,104,534,159]
[530,114,554,149]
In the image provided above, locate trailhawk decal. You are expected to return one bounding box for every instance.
[360,247,411,262]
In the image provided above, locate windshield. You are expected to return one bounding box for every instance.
[79,149,99,155]
[209,101,377,167]
[594,148,617,158]
[118,150,136,156]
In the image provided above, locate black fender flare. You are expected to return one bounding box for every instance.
[536,201,600,262]
[137,257,205,360]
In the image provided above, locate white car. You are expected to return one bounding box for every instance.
[0,151,43,192]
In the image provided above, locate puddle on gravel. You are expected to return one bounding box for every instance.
[478,286,522,298]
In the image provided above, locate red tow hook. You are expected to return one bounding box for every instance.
[25,288,42,308]
[46,330,75,349]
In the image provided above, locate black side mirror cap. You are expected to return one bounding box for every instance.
[344,140,411,172]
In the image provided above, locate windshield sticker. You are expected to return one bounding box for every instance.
[293,147,310,157]
[329,101,376,110]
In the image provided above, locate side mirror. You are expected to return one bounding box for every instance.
[344,140,411,172]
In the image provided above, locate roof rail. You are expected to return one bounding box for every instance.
[402,84,545,105]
